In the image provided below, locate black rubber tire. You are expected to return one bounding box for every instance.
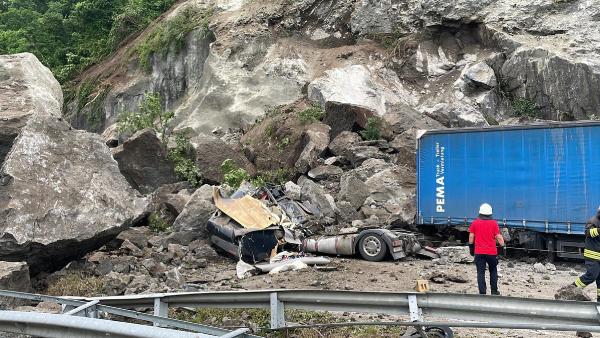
[358,234,387,261]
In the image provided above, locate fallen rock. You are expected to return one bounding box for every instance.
[555,284,591,302]
[464,62,497,89]
[284,181,301,200]
[533,262,546,274]
[0,113,147,272]
[165,268,186,289]
[172,184,215,239]
[423,103,488,128]
[308,165,343,181]
[113,128,178,194]
[299,178,337,218]
[347,145,391,166]
[0,53,62,166]
[336,201,361,223]
[338,171,370,210]
[295,123,330,174]
[361,166,416,225]
[328,131,362,157]
[0,261,30,293]
[115,227,150,250]
[435,246,474,264]
[322,101,376,139]
[308,65,411,125]
[191,134,255,184]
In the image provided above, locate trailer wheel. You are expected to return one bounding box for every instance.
[358,234,387,261]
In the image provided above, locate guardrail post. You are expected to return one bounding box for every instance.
[153,297,168,327]
[270,292,285,329]
[408,295,428,338]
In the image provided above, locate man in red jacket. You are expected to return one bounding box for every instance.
[469,203,506,295]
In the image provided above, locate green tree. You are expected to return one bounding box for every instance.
[0,0,177,82]
[117,92,174,143]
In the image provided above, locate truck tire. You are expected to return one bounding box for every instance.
[358,234,387,261]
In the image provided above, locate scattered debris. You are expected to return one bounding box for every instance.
[434,246,474,264]
[533,262,546,274]
[555,284,591,302]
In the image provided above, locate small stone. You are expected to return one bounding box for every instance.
[533,262,546,273]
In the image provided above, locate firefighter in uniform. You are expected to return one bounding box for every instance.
[573,206,600,298]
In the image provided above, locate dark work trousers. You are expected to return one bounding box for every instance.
[475,254,498,294]
[576,260,600,300]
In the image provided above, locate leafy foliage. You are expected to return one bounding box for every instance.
[148,212,170,233]
[298,105,325,124]
[360,117,382,140]
[0,0,176,82]
[221,159,250,189]
[117,93,202,187]
[168,133,203,188]
[136,6,212,71]
[221,159,289,189]
[252,168,290,187]
[276,136,290,151]
[117,92,174,143]
[512,98,541,118]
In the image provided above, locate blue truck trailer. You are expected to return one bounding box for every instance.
[416,121,600,259]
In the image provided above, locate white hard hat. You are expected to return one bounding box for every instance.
[479,203,493,216]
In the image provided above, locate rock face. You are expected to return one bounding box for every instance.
[0,113,147,272]
[0,53,62,166]
[113,128,178,194]
[352,0,600,120]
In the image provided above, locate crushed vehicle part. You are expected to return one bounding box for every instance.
[268,260,308,274]
[207,210,282,263]
[207,184,306,264]
[236,260,257,279]
[255,257,331,273]
[303,235,356,256]
[303,229,424,262]
[239,230,280,263]
[212,187,277,230]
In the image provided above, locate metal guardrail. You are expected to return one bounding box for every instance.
[0,311,210,338]
[3,289,600,336]
[75,289,600,334]
[0,290,258,338]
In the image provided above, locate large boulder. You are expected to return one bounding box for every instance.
[0,113,147,272]
[307,65,412,125]
[322,101,376,139]
[328,131,362,157]
[299,178,337,219]
[172,185,215,240]
[464,62,497,89]
[0,53,62,166]
[338,171,370,210]
[191,134,255,184]
[113,128,178,194]
[294,123,330,174]
[361,166,416,225]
